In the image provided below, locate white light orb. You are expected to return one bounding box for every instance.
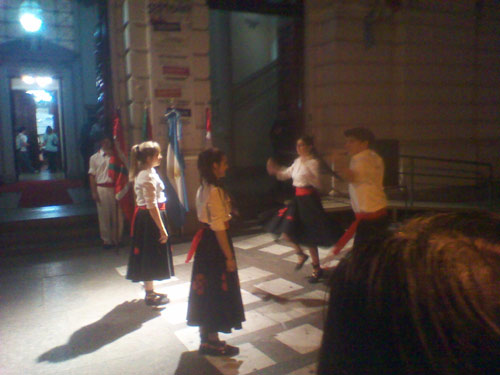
[20,13,42,32]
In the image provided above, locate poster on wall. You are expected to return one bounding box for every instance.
[148,0,192,32]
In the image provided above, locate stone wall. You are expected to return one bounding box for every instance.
[108,0,210,232]
[304,0,500,177]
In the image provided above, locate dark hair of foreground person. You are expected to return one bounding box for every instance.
[318,211,500,375]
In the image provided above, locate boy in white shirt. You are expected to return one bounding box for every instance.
[88,135,123,248]
[334,128,389,252]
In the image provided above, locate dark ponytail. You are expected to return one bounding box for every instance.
[197,148,226,185]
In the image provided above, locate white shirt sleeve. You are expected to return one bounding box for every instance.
[276,160,295,181]
[305,158,321,190]
[141,173,158,209]
[207,186,230,231]
[88,154,97,175]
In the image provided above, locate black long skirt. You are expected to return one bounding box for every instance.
[187,228,245,333]
[264,192,343,247]
[126,209,174,282]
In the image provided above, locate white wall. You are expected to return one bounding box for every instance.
[231,12,278,83]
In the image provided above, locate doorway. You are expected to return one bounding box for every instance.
[11,76,64,181]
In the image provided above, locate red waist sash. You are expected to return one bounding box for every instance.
[295,187,316,196]
[332,208,388,255]
[185,221,229,263]
[130,202,166,236]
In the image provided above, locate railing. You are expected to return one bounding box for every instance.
[399,155,494,208]
[231,60,280,110]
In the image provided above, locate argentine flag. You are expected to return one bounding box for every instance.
[165,109,188,228]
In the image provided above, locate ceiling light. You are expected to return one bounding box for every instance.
[36,76,53,87]
[22,75,36,84]
[19,1,43,33]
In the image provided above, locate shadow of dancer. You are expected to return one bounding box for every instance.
[37,300,162,363]
[174,351,242,375]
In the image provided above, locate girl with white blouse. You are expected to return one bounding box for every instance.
[186,148,244,357]
[266,136,343,283]
[126,141,174,306]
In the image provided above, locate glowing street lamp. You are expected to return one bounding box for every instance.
[19,1,43,33]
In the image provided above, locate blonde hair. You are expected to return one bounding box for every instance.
[129,141,161,180]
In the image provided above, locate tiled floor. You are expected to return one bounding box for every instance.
[0,231,350,375]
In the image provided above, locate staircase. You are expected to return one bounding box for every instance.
[0,204,101,256]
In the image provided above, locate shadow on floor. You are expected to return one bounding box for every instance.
[37,299,163,363]
[174,351,243,375]
[253,292,329,308]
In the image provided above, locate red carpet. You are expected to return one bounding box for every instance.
[0,179,83,208]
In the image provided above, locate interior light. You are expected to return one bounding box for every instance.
[36,76,53,87]
[26,90,53,102]
[19,1,43,33]
[22,75,36,84]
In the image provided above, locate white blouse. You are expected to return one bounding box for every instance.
[276,157,321,190]
[134,168,167,209]
[196,183,231,231]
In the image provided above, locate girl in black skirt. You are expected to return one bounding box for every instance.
[186,148,245,357]
[266,136,343,283]
[126,141,174,306]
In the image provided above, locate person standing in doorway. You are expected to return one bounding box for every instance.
[42,126,59,173]
[88,135,124,249]
[126,141,174,306]
[15,127,35,174]
[332,127,389,254]
[186,148,244,356]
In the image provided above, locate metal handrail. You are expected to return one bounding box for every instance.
[400,155,494,208]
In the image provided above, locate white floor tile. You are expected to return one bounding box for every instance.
[258,243,294,256]
[256,302,308,324]
[206,343,276,375]
[254,278,303,296]
[275,324,323,354]
[173,254,190,266]
[238,267,273,283]
[241,289,262,305]
[256,290,327,324]
[233,233,275,249]
[221,310,276,339]
[288,363,317,375]
[322,259,340,268]
[115,265,127,277]
[154,276,179,287]
[174,326,200,351]
[156,282,190,302]
[162,301,188,325]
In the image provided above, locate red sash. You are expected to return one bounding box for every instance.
[185,221,229,263]
[295,187,315,196]
[332,208,387,255]
[130,202,166,236]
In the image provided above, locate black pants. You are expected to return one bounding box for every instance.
[353,215,390,250]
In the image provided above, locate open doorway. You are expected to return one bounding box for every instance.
[11,76,64,181]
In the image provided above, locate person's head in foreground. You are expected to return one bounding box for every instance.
[318,211,500,375]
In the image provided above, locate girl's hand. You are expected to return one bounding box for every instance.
[92,191,100,203]
[159,228,169,244]
[266,158,279,175]
[226,258,236,272]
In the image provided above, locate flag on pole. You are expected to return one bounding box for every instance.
[205,107,212,140]
[142,106,153,141]
[165,109,188,228]
[108,111,134,224]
